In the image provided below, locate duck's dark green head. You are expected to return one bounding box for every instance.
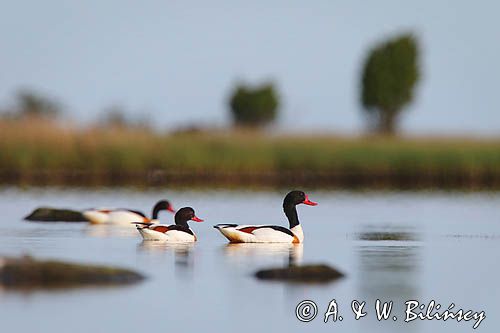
[151,200,175,219]
[175,207,204,226]
[283,190,318,207]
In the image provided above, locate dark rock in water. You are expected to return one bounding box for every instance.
[357,231,415,241]
[25,207,87,222]
[0,256,145,289]
[255,264,344,283]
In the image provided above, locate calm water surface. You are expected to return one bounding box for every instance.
[0,188,499,332]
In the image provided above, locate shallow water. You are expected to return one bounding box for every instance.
[0,188,499,332]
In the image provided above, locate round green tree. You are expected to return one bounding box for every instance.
[361,34,420,134]
[229,83,279,127]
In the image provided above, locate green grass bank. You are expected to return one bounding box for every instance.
[1,120,499,189]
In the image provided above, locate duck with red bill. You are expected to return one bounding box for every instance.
[83,199,175,225]
[214,190,318,243]
[135,207,204,242]
[303,195,318,206]
[191,216,204,222]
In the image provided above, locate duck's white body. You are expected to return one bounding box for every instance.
[83,200,174,226]
[82,209,111,224]
[214,190,316,244]
[136,206,203,242]
[83,209,150,225]
[214,224,303,243]
[137,225,197,242]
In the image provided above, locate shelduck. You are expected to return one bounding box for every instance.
[214,190,317,243]
[135,207,204,242]
[82,200,175,225]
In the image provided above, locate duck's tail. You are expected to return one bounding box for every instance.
[132,221,153,230]
[213,223,238,230]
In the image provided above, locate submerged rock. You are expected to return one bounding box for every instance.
[25,207,87,222]
[0,256,144,289]
[357,231,415,241]
[255,264,344,283]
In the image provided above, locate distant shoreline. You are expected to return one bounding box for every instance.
[1,120,499,189]
[1,169,499,190]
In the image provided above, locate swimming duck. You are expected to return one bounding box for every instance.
[135,207,203,242]
[82,200,175,225]
[214,190,317,243]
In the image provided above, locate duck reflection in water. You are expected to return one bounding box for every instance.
[138,241,195,277]
[222,243,304,266]
[84,225,138,238]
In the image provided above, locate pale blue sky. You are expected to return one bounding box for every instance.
[1,1,499,135]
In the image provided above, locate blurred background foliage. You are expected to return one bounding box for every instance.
[0,29,498,188]
[1,90,62,120]
[361,34,420,135]
[229,83,279,128]
[0,121,498,188]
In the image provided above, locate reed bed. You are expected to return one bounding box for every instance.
[1,119,499,188]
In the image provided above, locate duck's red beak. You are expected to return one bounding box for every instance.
[191,216,204,222]
[303,194,318,206]
[167,205,176,213]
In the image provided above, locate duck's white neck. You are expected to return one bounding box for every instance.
[291,225,304,243]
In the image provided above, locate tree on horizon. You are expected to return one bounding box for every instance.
[15,90,62,119]
[229,82,279,128]
[360,33,420,135]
